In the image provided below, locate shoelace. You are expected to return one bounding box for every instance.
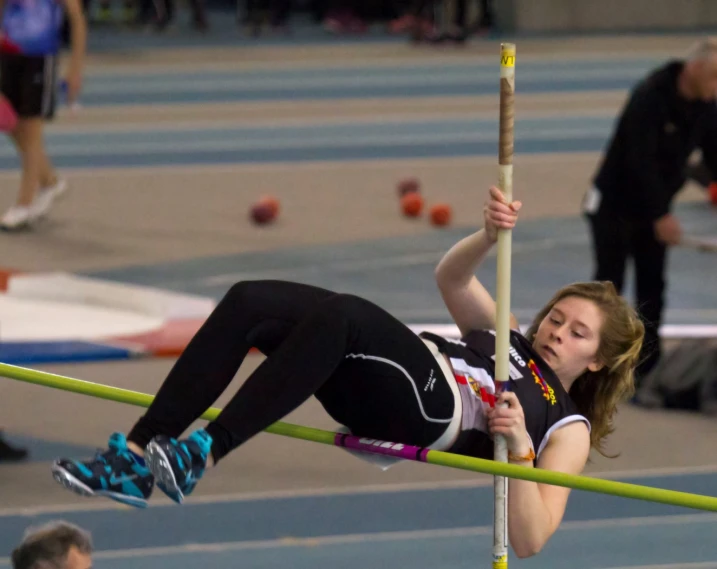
[93,447,133,470]
[178,442,204,484]
[93,449,110,464]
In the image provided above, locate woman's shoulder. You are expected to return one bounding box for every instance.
[538,418,591,461]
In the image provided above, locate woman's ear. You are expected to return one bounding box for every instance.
[587,359,605,373]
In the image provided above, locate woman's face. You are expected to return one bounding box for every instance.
[533,296,605,383]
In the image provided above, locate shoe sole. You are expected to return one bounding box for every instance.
[0,220,32,232]
[145,441,184,504]
[51,462,148,508]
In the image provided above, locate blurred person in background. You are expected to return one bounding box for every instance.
[390,0,494,43]
[11,521,93,569]
[322,0,366,34]
[0,0,87,231]
[583,37,717,388]
[240,0,292,36]
[93,0,138,25]
[153,0,207,31]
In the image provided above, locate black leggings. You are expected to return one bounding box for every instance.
[128,280,455,464]
[585,207,666,381]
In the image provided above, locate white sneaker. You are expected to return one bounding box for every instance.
[30,188,56,220]
[43,178,68,200]
[0,205,32,231]
[30,178,68,220]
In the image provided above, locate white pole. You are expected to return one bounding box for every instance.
[493,41,516,569]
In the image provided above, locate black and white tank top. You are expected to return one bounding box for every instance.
[419,328,590,463]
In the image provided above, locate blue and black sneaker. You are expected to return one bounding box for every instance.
[51,432,154,509]
[145,429,212,505]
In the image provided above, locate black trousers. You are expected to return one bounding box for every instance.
[585,205,667,382]
[151,0,205,25]
[128,280,455,463]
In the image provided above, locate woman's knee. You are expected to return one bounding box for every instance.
[313,293,377,324]
[8,118,32,150]
[15,117,43,139]
[224,280,262,304]
[219,281,253,310]
[221,280,336,320]
[320,292,367,310]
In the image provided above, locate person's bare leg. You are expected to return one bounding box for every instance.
[28,119,67,220]
[11,117,44,207]
[38,146,58,189]
[8,122,55,188]
[126,441,145,456]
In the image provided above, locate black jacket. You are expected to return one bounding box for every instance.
[593,60,717,220]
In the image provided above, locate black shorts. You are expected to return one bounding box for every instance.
[0,52,58,120]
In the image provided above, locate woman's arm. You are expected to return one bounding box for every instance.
[62,0,87,105]
[435,187,521,336]
[486,391,591,558]
[506,422,591,558]
[435,229,516,335]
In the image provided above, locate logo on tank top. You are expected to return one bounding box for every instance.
[529,359,556,405]
[508,345,526,367]
[487,331,526,375]
[450,358,498,408]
